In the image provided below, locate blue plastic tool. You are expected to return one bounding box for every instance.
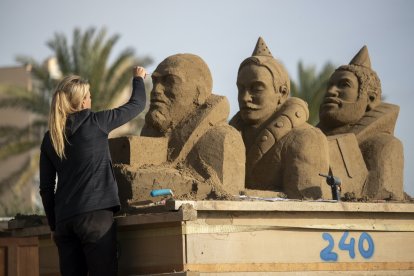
[150,189,174,197]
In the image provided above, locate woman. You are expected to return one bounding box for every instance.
[39,66,147,276]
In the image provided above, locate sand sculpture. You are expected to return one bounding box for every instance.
[110,54,245,206]
[230,37,330,199]
[318,46,404,200]
[109,42,404,204]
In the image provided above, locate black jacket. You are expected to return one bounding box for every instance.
[39,77,146,231]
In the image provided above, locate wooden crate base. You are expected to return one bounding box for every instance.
[9,200,414,275]
[0,236,39,276]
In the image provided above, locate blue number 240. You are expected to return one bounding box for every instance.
[320,231,374,261]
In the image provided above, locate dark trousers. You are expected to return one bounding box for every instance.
[54,209,117,276]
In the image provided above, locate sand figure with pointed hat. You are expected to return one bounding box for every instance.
[111,53,245,205]
[318,46,404,200]
[230,37,330,199]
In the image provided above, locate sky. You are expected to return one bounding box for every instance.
[1,0,413,196]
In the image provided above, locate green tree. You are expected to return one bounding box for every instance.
[290,61,336,125]
[19,27,153,110]
[0,27,152,215]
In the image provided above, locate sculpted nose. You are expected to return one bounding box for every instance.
[239,89,252,103]
[326,85,339,97]
[152,82,164,95]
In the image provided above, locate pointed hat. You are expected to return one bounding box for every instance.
[349,45,371,68]
[241,37,290,94]
[252,36,273,57]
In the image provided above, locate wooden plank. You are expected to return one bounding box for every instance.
[117,206,197,227]
[185,262,414,272]
[11,205,197,237]
[182,222,414,233]
[0,237,39,276]
[141,273,199,276]
[8,244,17,276]
[167,200,414,213]
[194,211,414,232]
[0,247,5,276]
[16,245,39,276]
[0,237,39,246]
[11,226,50,238]
[185,230,414,264]
[196,271,414,275]
[117,226,186,275]
[38,236,59,276]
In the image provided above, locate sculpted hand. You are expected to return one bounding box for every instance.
[133,66,147,79]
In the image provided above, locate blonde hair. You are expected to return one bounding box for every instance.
[48,75,90,159]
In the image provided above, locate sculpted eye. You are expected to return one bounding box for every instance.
[251,83,265,93]
[163,75,182,87]
[151,76,159,84]
[338,80,351,88]
[163,75,174,85]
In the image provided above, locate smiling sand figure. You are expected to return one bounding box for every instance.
[230,37,330,199]
[318,46,404,200]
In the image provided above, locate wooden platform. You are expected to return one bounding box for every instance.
[0,236,39,276]
[8,200,414,275]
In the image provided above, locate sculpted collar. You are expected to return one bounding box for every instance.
[319,102,399,143]
[231,97,309,173]
[168,94,230,162]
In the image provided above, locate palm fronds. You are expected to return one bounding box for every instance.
[290,61,336,125]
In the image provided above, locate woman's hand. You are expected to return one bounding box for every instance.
[133,66,147,79]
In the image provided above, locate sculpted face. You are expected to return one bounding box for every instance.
[146,61,198,133]
[237,64,281,127]
[319,70,368,128]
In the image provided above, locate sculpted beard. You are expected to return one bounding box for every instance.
[319,96,367,128]
[145,106,172,134]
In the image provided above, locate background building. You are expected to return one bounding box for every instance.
[0,64,40,215]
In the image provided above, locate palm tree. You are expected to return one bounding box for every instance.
[0,27,152,215]
[19,27,153,110]
[290,61,336,125]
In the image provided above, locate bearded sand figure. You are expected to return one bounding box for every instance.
[318,45,404,200]
[111,54,245,205]
[230,37,330,199]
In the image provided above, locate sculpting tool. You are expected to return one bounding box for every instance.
[150,189,174,197]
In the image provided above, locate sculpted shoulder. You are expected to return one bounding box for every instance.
[285,124,328,150]
[264,97,310,141]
